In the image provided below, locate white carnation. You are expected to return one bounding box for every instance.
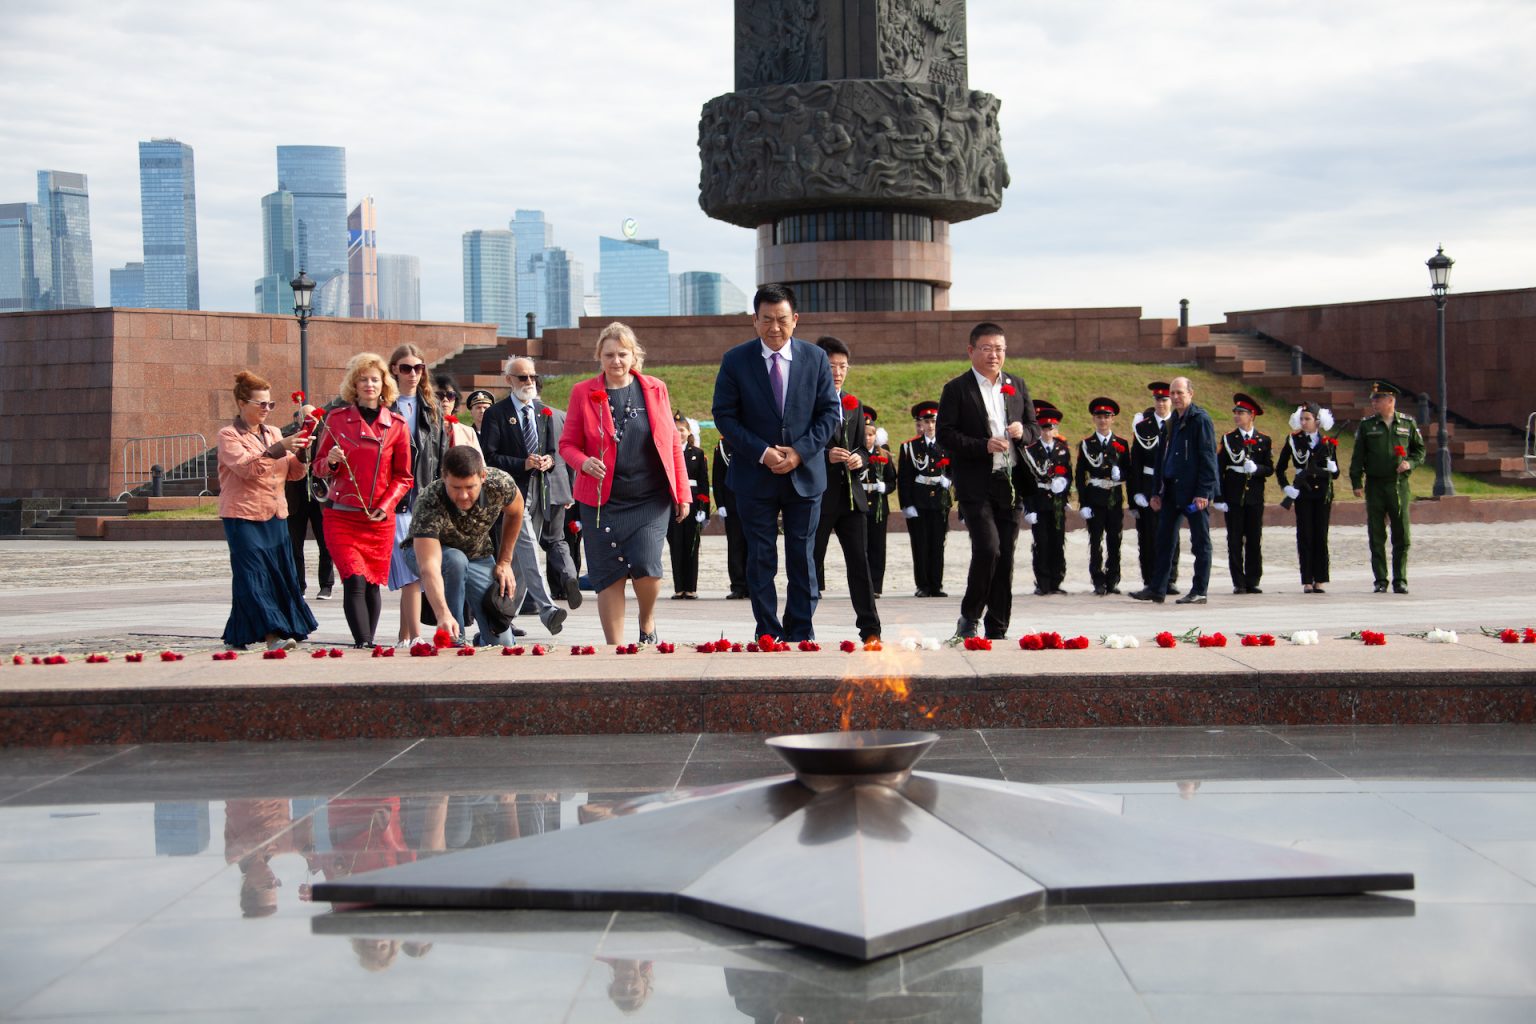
[921,637,942,651]
[1426,628,1459,644]
[1288,630,1319,646]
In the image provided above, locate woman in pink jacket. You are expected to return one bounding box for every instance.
[559,322,690,645]
[216,370,317,651]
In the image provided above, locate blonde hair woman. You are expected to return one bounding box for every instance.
[313,352,414,647]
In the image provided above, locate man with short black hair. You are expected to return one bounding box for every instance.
[1131,376,1219,605]
[405,445,523,646]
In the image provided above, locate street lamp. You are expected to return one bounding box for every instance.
[290,269,316,399]
[1425,246,1454,497]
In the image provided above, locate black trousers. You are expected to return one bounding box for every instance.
[286,485,333,591]
[1085,507,1123,589]
[1295,497,1332,584]
[1030,507,1067,591]
[865,511,888,593]
[1134,505,1177,589]
[958,474,1019,637]
[815,505,882,641]
[722,508,747,595]
[667,519,701,593]
[908,508,947,594]
[1225,501,1264,589]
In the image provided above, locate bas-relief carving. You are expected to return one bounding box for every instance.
[735,0,968,89]
[698,80,1008,228]
[877,0,968,87]
[736,0,827,89]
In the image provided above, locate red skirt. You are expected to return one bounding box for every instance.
[323,506,397,585]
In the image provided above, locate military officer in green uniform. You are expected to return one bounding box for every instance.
[1348,381,1425,593]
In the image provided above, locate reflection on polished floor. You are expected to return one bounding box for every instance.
[1,726,1534,1022]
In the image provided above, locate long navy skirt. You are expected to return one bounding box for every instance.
[222,517,319,647]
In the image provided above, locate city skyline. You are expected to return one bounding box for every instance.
[2,1,1531,326]
[137,138,199,310]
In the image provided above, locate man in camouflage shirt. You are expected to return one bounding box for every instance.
[1348,381,1425,594]
[405,445,525,644]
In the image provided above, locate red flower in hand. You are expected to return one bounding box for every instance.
[696,492,709,503]
[291,390,305,404]
[1325,436,1338,447]
[872,453,889,464]
[841,394,860,411]
[568,521,582,534]
[433,627,455,649]
[1000,384,1016,396]
[1053,464,1068,476]
[937,457,950,468]
[309,407,326,420]
[1394,445,1407,457]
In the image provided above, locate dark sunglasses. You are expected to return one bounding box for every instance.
[510,374,538,382]
[395,363,426,374]
[244,400,277,410]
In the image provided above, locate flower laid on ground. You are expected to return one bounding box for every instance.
[1240,633,1277,647]
[311,649,328,659]
[614,644,637,655]
[408,641,437,657]
[41,653,68,665]
[328,648,343,658]
[125,652,145,663]
[797,640,821,652]
[10,653,24,665]
[530,644,547,656]
[657,642,676,653]
[213,651,238,661]
[571,644,597,655]
[1155,631,1177,648]
[1285,631,1319,645]
[1426,629,1458,644]
[1062,636,1091,649]
[372,645,395,658]
[1342,630,1387,645]
[962,636,992,651]
[1101,634,1140,649]
[840,640,857,652]
[262,649,287,660]
[456,646,475,656]
[502,645,524,655]
[86,653,110,664]
[1196,632,1228,648]
[898,636,941,651]
[1483,626,1536,644]
[159,650,183,662]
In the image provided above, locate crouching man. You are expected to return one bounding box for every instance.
[405,444,524,646]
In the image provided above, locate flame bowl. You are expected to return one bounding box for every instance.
[766,730,940,779]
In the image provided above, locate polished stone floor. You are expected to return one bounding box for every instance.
[1,726,1533,1021]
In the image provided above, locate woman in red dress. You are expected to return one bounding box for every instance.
[313,352,414,647]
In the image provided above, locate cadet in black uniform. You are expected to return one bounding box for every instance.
[711,437,748,599]
[1021,402,1072,595]
[897,402,951,597]
[1276,402,1340,593]
[1128,382,1179,594]
[1074,397,1128,596]
[1214,393,1274,593]
[860,411,897,598]
[667,413,710,599]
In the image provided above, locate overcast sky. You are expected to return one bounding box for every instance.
[4,0,1531,327]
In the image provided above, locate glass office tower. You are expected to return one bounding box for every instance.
[377,253,421,321]
[462,229,517,337]
[347,197,378,319]
[275,146,348,317]
[254,190,296,314]
[597,236,669,317]
[137,139,200,309]
[37,170,94,309]
[0,202,50,312]
[110,262,146,307]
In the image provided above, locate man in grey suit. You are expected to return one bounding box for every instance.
[711,284,841,642]
[480,356,572,635]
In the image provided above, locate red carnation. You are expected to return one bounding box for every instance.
[1064,636,1090,650]
[433,627,455,649]
[1394,445,1407,457]
[937,457,950,468]
[291,390,305,404]
[1498,628,1518,643]
[444,414,459,425]
[872,453,889,463]
[328,648,343,658]
[309,407,326,420]
[1053,464,1068,476]
[1019,634,1043,651]
[541,406,553,417]
[1000,384,1016,396]
[1112,441,1126,452]
[1155,632,1176,648]
[1361,630,1387,646]
[696,492,710,503]
[503,645,525,655]
[1525,628,1536,644]
[531,644,547,656]
[657,642,676,653]
[311,649,327,659]
[841,394,860,411]
[125,652,145,663]
[568,521,582,534]
[1325,436,1337,447]
[589,392,606,404]
[839,640,857,652]
[262,649,287,660]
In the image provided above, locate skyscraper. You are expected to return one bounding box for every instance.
[0,202,50,312]
[511,209,552,332]
[377,253,421,321]
[37,170,94,309]
[347,196,378,319]
[254,190,295,314]
[462,229,517,337]
[675,271,750,315]
[597,235,669,317]
[540,248,584,330]
[276,146,348,316]
[110,262,146,307]
[137,139,199,310]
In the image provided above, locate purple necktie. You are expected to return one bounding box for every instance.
[770,352,786,415]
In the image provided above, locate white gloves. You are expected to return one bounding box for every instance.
[1025,511,1039,525]
[875,481,886,493]
[1050,476,1068,495]
[1213,501,1230,513]
[902,506,919,519]
[1241,459,1258,475]
[695,511,706,524]
[938,475,951,489]
[717,507,728,519]
[1326,459,1338,473]
[1079,507,1093,520]
[1283,485,1300,500]
[1111,466,1121,482]
[1133,493,1149,508]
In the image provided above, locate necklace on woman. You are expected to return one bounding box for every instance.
[607,379,638,443]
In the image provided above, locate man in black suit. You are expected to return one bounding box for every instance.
[1215,393,1274,594]
[1128,383,1180,594]
[898,402,951,598]
[711,284,841,642]
[1131,376,1219,605]
[811,335,881,644]
[936,322,1039,639]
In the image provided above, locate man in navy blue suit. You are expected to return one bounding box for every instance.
[1131,376,1219,605]
[712,284,841,641]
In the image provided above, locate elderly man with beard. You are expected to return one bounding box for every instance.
[479,356,573,637]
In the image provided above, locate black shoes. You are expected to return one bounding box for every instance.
[1248,587,1262,594]
[1129,589,1164,604]
[563,578,584,609]
[1373,582,1389,593]
[1175,592,1208,605]
[1393,582,1409,594]
[1093,584,1107,596]
[932,590,947,598]
[1233,586,1248,594]
[726,590,749,600]
[1166,586,1181,596]
[315,586,333,601]
[542,607,567,635]
[954,616,980,639]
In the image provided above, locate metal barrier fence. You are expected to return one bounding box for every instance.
[116,434,213,500]
[1526,413,1536,477]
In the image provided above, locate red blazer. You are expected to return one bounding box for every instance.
[559,373,689,507]
[312,404,414,513]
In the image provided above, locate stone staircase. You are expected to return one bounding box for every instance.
[19,499,131,539]
[1192,328,1532,484]
[428,339,594,397]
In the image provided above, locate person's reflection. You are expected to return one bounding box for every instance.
[597,958,655,1013]
[223,799,315,918]
[1177,780,1202,800]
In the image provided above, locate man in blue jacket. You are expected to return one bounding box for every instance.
[711,284,841,641]
[1131,376,1219,604]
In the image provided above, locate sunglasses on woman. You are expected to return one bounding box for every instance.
[244,400,277,410]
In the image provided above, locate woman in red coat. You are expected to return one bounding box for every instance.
[559,322,690,645]
[313,352,414,647]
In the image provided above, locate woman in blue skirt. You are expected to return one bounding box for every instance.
[217,370,319,651]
